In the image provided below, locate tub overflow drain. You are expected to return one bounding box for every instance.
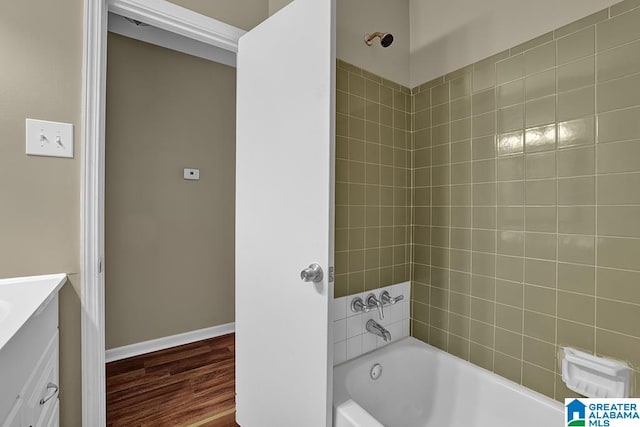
[370,363,382,380]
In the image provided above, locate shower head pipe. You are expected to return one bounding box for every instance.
[365,32,394,47]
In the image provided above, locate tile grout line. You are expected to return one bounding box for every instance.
[593,20,600,359]
[491,71,499,372]
[409,90,414,337]
[346,69,353,296]
[361,70,369,303]
[428,86,434,344]
[447,78,453,354]
[442,304,640,341]
[554,35,560,400]
[487,61,498,375]
[375,75,381,316]
[521,68,527,385]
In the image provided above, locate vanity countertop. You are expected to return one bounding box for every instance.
[0,273,67,352]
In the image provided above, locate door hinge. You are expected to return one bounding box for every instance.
[98,257,104,274]
[328,266,334,283]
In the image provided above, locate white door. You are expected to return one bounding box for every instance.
[235,0,335,426]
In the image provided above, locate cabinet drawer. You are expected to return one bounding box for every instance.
[22,332,58,427]
[0,297,58,422]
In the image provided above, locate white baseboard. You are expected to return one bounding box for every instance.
[105,322,235,363]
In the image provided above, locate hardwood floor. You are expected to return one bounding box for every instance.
[106,333,239,427]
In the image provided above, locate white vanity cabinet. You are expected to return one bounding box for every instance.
[0,274,65,427]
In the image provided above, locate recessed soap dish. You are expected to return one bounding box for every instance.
[561,347,631,398]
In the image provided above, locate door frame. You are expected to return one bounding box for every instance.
[81,0,245,424]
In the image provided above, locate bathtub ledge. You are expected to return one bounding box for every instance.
[335,399,384,427]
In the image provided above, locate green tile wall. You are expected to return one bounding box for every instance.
[410,0,640,401]
[335,60,412,298]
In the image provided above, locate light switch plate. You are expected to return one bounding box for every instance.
[26,118,74,158]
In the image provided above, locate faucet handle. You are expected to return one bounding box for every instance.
[366,294,384,319]
[380,290,404,305]
[350,297,371,313]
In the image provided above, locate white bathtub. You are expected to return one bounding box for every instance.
[333,337,563,427]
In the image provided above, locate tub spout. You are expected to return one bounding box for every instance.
[366,319,391,342]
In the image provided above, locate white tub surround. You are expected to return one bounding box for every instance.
[0,273,66,426]
[333,282,411,365]
[334,400,384,427]
[334,337,563,427]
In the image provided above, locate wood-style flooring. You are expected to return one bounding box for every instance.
[106,333,240,427]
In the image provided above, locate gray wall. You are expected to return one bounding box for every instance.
[105,33,236,349]
[0,0,83,425]
[0,2,268,425]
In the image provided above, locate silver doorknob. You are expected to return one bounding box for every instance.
[300,263,323,282]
